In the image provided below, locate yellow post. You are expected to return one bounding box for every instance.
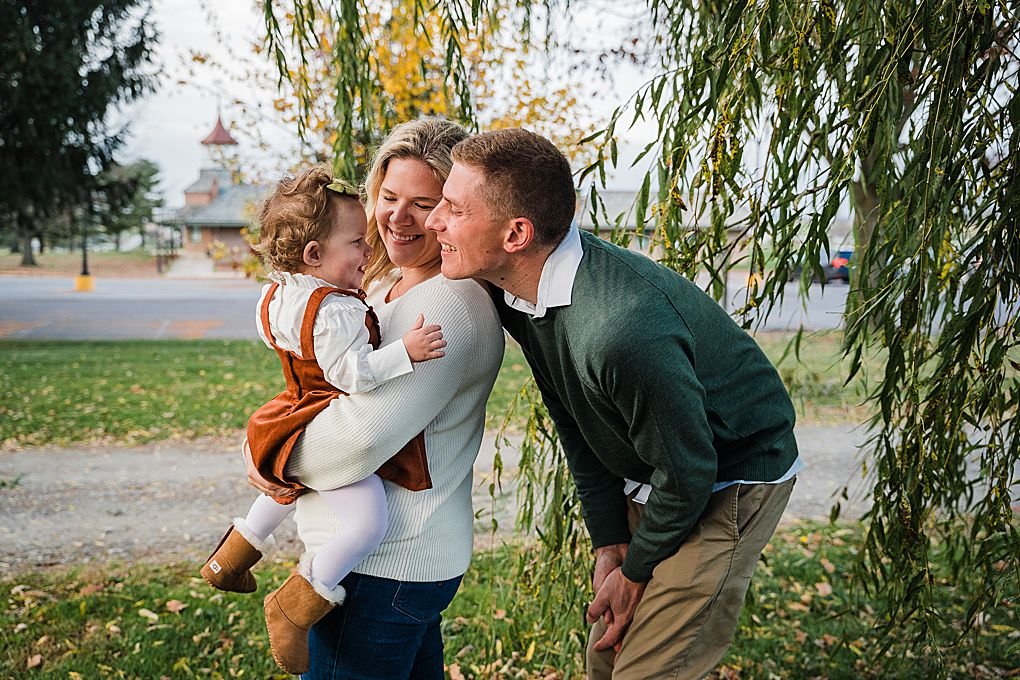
[74,274,95,292]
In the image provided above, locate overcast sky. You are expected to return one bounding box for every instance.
[120,0,263,208]
[121,0,653,209]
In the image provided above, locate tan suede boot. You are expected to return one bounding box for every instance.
[264,558,345,675]
[201,519,274,593]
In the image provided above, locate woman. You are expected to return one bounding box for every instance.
[248,117,504,678]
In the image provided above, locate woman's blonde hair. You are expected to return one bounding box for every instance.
[362,117,468,288]
[253,164,360,273]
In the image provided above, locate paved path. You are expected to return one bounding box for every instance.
[0,274,849,340]
[0,424,872,574]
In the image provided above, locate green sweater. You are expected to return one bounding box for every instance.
[495,231,799,582]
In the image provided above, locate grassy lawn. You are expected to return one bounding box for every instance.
[0,339,534,449]
[0,249,161,278]
[0,332,872,449]
[1,522,1014,678]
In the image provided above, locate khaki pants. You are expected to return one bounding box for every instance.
[587,478,795,680]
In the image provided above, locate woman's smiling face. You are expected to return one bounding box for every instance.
[374,158,444,272]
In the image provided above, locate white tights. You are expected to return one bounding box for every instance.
[243,474,389,590]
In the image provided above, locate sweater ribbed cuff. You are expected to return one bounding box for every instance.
[620,555,653,583]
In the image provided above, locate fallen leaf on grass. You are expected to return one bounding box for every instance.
[815,582,833,597]
[26,654,42,669]
[814,633,840,648]
[165,600,187,613]
[79,583,105,596]
[448,663,465,680]
[820,558,835,574]
[14,623,27,633]
[138,608,159,623]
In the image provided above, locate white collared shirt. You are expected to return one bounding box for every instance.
[504,226,583,318]
[256,271,412,394]
[500,229,802,503]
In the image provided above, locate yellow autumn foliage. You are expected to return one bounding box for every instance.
[263,0,594,171]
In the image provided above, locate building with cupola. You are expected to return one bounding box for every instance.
[173,115,270,271]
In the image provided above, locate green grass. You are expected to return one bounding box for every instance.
[0,333,873,448]
[1,523,1014,678]
[0,339,537,448]
[755,330,875,424]
[0,249,159,278]
[0,340,278,448]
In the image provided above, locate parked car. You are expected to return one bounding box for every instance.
[828,250,852,282]
[787,250,853,284]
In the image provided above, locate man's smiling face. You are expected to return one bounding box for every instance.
[425,162,508,283]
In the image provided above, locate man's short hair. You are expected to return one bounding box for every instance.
[452,129,575,247]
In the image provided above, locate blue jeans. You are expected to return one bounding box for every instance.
[303,571,463,680]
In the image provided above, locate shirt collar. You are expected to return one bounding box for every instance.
[504,226,583,318]
[269,271,337,289]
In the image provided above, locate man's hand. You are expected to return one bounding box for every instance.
[587,545,647,653]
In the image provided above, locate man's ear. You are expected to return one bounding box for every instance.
[504,217,536,254]
[302,241,322,268]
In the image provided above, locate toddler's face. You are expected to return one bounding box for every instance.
[315,204,372,290]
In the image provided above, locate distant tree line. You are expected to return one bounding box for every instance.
[0,0,159,264]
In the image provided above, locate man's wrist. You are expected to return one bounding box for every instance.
[594,543,628,559]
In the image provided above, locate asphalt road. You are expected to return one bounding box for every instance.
[0,276,263,340]
[0,275,849,340]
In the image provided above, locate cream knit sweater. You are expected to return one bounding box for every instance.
[289,273,504,581]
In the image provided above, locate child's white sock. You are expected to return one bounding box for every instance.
[244,493,294,543]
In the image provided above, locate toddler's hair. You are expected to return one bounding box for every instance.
[253,165,362,273]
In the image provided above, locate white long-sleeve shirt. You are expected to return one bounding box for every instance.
[289,273,504,581]
[256,271,413,394]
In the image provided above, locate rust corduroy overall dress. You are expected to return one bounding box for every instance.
[247,282,431,505]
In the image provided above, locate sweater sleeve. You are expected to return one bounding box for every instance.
[289,282,480,490]
[607,325,717,583]
[532,369,631,550]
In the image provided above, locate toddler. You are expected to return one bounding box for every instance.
[200,166,444,675]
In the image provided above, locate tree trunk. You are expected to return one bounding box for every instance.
[114,231,121,251]
[845,174,881,334]
[19,233,37,267]
[17,211,38,267]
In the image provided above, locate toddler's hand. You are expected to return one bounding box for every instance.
[403,313,446,362]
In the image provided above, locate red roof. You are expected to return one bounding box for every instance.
[201,116,238,145]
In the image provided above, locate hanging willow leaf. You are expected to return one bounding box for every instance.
[268,0,1019,675]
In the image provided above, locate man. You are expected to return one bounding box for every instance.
[425,128,801,679]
